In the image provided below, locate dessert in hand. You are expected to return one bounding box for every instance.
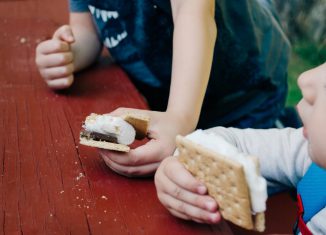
[176,130,267,232]
[80,113,149,152]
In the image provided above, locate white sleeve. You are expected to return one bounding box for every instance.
[203,127,312,190]
[306,207,326,235]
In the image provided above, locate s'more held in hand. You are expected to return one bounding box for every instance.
[176,130,267,232]
[80,113,149,152]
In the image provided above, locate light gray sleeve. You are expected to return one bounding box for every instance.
[203,127,312,192]
[203,127,325,233]
[305,207,326,235]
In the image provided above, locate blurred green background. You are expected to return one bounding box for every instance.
[287,41,326,106]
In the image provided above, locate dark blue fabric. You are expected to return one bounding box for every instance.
[69,0,90,12]
[297,163,326,222]
[69,0,290,128]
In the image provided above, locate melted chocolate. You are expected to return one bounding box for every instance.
[80,130,118,143]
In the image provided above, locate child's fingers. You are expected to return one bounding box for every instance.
[169,208,213,224]
[162,193,221,224]
[52,25,75,43]
[168,208,191,221]
[40,63,74,81]
[163,157,207,194]
[155,163,218,212]
[168,207,211,224]
[37,52,74,69]
[100,153,159,177]
[46,75,74,89]
[36,40,71,56]
[99,139,163,167]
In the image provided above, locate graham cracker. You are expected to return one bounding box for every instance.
[176,135,265,232]
[79,136,130,152]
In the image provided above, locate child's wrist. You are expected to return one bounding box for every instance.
[165,109,198,134]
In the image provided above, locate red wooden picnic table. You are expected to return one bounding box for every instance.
[0,0,297,234]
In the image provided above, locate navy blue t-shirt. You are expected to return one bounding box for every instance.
[69,0,290,128]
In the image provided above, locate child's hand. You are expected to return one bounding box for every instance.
[98,108,191,176]
[154,156,221,224]
[35,25,75,89]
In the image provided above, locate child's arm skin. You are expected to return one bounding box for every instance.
[154,156,221,223]
[35,13,101,89]
[99,0,217,176]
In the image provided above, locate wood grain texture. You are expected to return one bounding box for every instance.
[0,0,296,234]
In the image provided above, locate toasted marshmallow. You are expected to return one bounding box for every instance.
[83,113,136,145]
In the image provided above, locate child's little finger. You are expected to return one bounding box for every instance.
[41,64,74,81]
[164,194,221,224]
[46,75,74,89]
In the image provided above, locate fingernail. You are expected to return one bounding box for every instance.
[197,185,207,194]
[205,200,217,211]
[210,213,220,223]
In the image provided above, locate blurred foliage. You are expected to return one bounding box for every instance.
[286,40,326,106]
[293,40,326,65]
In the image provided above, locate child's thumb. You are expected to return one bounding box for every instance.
[53,25,75,43]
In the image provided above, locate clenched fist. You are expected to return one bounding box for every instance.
[35,25,75,89]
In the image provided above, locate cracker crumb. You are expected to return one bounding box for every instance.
[101,195,108,200]
[76,173,85,181]
[60,190,64,194]
[20,37,27,44]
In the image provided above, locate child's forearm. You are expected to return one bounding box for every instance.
[167,0,216,133]
[70,13,102,72]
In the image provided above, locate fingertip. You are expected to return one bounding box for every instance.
[205,199,218,212]
[64,35,75,43]
[47,76,74,90]
[209,212,222,224]
[197,185,207,195]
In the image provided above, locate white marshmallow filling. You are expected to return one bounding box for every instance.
[82,114,136,145]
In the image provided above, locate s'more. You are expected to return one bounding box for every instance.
[176,130,267,232]
[80,112,149,152]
